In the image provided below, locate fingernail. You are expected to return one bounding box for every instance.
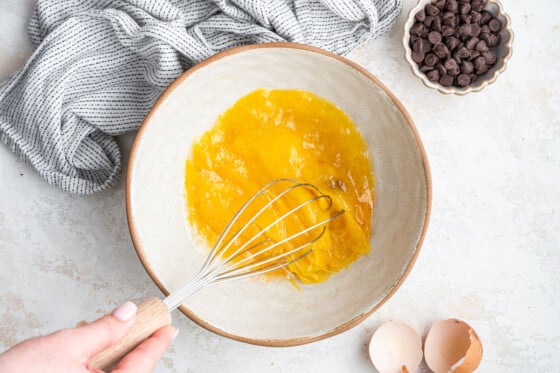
[112,301,137,322]
[172,328,179,341]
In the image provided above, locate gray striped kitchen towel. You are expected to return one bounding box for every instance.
[0,0,401,194]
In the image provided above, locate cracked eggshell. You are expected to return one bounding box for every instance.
[369,321,423,373]
[424,319,483,373]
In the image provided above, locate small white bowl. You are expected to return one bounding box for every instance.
[127,43,431,346]
[403,0,514,95]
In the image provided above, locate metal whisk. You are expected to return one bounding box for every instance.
[165,178,344,310]
[89,179,344,370]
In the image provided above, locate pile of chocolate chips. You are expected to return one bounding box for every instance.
[409,0,503,88]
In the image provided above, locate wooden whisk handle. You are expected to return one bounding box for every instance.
[87,297,172,371]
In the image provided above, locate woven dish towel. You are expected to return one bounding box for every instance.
[0,0,402,194]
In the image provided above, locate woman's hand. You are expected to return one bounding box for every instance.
[0,301,177,373]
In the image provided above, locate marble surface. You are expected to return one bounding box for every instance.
[0,0,558,372]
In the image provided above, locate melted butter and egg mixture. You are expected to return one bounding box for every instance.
[185,89,374,284]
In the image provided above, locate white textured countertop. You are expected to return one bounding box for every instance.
[1,1,558,372]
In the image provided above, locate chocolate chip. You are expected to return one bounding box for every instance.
[445,17,457,29]
[471,23,481,37]
[420,64,435,73]
[422,27,430,38]
[436,62,447,76]
[473,56,487,69]
[480,32,500,47]
[457,73,471,86]
[460,14,472,24]
[470,10,482,24]
[413,38,433,54]
[458,23,472,39]
[442,11,455,25]
[471,0,483,12]
[427,69,440,82]
[476,64,489,74]
[489,18,502,32]
[426,4,440,16]
[446,0,458,13]
[423,40,433,53]
[410,22,425,36]
[470,73,478,82]
[460,60,474,74]
[475,39,489,52]
[412,38,422,52]
[424,15,435,27]
[488,33,500,47]
[469,50,481,60]
[425,53,439,67]
[448,65,460,76]
[459,2,471,15]
[432,16,443,32]
[435,0,446,10]
[455,46,470,59]
[480,24,490,34]
[466,37,479,50]
[415,9,426,22]
[444,58,458,70]
[482,50,497,65]
[428,31,443,45]
[480,11,492,24]
[445,36,460,51]
[442,25,455,37]
[439,74,454,86]
[411,50,425,63]
[479,32,490,44]
[434,43,450,58]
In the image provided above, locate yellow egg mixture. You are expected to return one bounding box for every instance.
[185,89,374,284]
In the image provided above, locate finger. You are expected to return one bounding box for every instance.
[86,366,105,373]
[72,301,138,359]
[112,326,177,373]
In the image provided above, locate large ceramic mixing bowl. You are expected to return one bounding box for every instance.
[127,43,431,346]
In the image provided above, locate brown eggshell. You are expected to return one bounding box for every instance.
[424,319,482,373]
[453,329,483,373]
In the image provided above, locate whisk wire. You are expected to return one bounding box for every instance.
[214,209,345,282]
[209,193,333,276]
[199,179,305,271]
[163,179,344,312]
[202,179,321,275]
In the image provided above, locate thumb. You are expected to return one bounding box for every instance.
[74,301,138,359]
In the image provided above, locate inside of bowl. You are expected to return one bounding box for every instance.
[129,46,430,343]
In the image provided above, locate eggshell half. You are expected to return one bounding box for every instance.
[424,319,483,373]
[369,321,423,373]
